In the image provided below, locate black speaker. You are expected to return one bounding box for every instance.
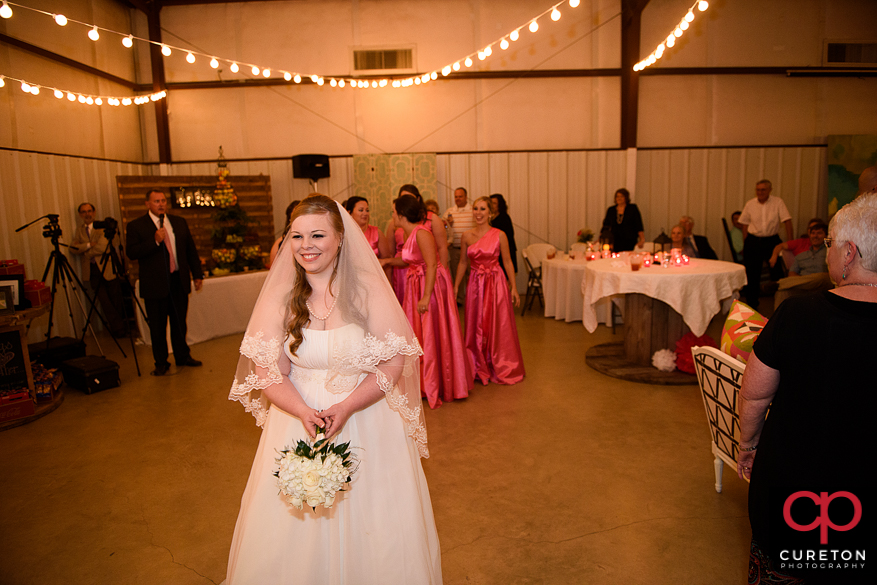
[292,154,330,180]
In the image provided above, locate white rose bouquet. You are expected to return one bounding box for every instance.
[274,432,359,511]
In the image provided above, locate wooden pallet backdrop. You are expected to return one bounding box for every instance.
[116,175,274,283]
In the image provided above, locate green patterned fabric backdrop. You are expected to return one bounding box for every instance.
[353,153,437,229]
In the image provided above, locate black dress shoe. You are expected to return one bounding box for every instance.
[177,357,202,367]
[151,363,170,376]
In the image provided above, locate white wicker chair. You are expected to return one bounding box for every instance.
[691,345,748,493]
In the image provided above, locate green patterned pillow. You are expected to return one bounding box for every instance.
[720,300,768,363]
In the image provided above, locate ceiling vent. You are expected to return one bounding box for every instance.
[352,47,415,74]
[824,41,877,67]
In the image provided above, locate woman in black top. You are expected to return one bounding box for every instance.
[737,193,877,584]
[601,188,644,252]
[489,194,517,273]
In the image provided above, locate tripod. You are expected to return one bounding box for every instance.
[81,228,149,376]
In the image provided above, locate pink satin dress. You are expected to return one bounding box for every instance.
[392,228,406,304]
[363,224,381,257]
[402,225,473,408]
[464,228,526,385]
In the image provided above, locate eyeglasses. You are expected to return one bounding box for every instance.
[824,238,863,258]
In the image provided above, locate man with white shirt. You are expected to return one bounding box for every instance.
[737,180,794,309]
[70,202,127,337]
[126,190,203,376]
[443,187,475,304]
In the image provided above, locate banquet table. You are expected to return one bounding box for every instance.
[582,257,746,366]
[542,255,613,324]
[135,270,268,347]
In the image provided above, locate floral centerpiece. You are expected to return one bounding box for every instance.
[577,229,595,244]
[275,432,360,511]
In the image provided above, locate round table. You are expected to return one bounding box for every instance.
[542,256,612,323]
[582,257,746,380]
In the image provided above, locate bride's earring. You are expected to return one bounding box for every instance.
[842,265,847,280]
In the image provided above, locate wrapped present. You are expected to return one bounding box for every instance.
[0,259,26,278]
[23,280,51,307]
[32,363,63,402]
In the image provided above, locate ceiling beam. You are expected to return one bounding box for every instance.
[620,0,650,150]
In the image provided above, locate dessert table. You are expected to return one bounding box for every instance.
[542,255,613,324]
[135,270,269,347]
[582,257,746,377]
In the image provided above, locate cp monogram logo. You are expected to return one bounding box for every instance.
[783,491,862,544]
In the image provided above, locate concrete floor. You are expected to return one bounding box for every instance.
[0,312,753,585]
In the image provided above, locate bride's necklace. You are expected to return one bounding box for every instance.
[839,282,877,288]
[306,294,338,321]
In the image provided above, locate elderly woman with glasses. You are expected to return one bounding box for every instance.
[736,193,877,584]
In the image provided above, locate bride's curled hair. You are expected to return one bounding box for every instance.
[286,194,344,356]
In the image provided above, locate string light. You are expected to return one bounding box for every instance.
[283,72,291,81]
[0,73,167,107]
[3,0,586,91]
[293,74,301,83]
[634,0,711,71]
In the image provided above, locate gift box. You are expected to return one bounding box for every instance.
[23,280,50,307]
[32,363,63,403]
[0,260,26,278]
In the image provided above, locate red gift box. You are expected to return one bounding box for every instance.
[24,280,51,307]
[0,260,26,279]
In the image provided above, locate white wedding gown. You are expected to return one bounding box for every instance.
[226,324,442,584]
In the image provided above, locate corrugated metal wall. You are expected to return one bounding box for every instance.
[1,146,826,340]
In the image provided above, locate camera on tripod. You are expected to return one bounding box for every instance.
[41,214,62,240]
[93,217,118,240]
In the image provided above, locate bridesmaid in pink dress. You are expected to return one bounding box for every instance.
[382,195,473,408]
[454,197,525,385]
[345,196,392,259]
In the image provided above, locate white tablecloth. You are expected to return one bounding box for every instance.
[543,256,613,324]
[135,270,269,347]
[581,258,746,336]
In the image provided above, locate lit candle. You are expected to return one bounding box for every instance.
[682,255,690,265]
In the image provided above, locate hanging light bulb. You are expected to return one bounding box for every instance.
[414,78,421,85]
[67,92,75,101]
[186,52,196,64]
[294,74,301,83]
[251,66,260,75]
[478,51,485,61]
[95,97,103,105]
[161,45,172,57]
[569,0,581,7]
[78,95,87,103]
[674,27,683,37]
[330,79,337,87]
[283,72,291,81]
[392,80,400,88]
[430,72,437,80]
[510,29,520,42]
[262,69,271,77]
[54,14,68,26]
[21,82,31,93]
[680,20,689,31]
[0,1,12,19]
[484,46,492,57]
[685,11,695,22]
[310,75,319,83]
[442,66,451,76]
[88,26,100,41]
[122,98,132,106]
[371,80,377,88]
[85,96,93,104]
[500,38,509,50]
[421,73,429,83]
[210,58,219,69]
[0,76,5,88]
[551,8,561,22]
[453,62,461,71]
[317,78,324,86]
[667,35,676,48]
[230,62,239,73]
[465,57,473,67]
[380,79,388,87]
[339,79,346,88]
[30,86,40,95]
[698,1,709,11]
[123,35,134,48]
[529,20,539,33]
[54,89,63,99]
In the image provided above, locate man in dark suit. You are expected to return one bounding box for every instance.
[126,190,204,376]
[679,215,718,260]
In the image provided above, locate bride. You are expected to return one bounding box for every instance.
[226,194,442,584]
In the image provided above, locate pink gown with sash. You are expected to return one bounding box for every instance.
[401,225,473,408]
[392,212,438,305]
[464,228,526,385]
